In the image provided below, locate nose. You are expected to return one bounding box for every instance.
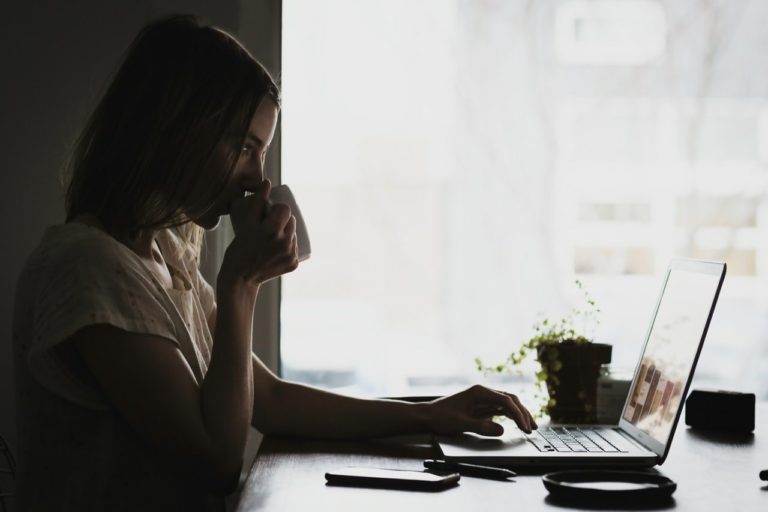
[238,160,265,193]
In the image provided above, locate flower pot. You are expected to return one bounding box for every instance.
[537,341,612,424]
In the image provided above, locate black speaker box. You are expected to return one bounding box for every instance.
[685,389,755,433]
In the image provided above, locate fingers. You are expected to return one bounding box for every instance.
[288,232,299,266]
[506,392,538,430]
[266,203,292,234]
[283,216,297,240]
[498,392,533,433]
[241,178,271,199]
[471,386,534,434]
[231,180,271,236]
[277,219,299,270]
[255,178,271,200]
[265,211,296,266]
[244,187,292,238]
[225,178,301,284]
[470,418,504,437]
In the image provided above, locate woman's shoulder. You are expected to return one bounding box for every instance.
[21,223,143,284]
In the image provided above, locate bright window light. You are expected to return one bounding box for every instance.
[555,0,667,65]
[281,0,768,401]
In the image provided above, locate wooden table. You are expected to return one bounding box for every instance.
[237,405,767,511]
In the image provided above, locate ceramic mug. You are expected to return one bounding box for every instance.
[269,184,311,262]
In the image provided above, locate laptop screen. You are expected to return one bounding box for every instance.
[621,266,722,447]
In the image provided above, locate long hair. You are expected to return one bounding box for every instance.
[64,14,280,259]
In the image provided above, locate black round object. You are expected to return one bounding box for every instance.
[543,470,676,503]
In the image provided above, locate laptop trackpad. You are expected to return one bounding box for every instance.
[437,430,531,455]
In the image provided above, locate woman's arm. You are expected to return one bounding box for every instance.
[249,352,535,438]
[204,305,535,440]
[72,181,298,494]
[72,279,257,494]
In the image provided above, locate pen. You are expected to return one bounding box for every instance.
[424,459,516,480]
[760,469,768,481]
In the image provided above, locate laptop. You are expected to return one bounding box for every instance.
[436,258,726,468]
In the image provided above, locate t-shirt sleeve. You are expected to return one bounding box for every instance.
[26,242,179,410]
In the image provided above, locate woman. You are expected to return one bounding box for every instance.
[12,15,535,511]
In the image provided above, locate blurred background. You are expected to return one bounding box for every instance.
[280,0,768,403]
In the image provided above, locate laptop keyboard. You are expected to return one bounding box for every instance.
[526,427,628,453]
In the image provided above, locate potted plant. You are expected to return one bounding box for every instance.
[476,280,611,423]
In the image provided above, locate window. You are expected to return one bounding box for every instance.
[555,0,666,65]
[281,0,768,401]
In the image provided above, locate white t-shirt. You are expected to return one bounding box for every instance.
[12,223,223,511]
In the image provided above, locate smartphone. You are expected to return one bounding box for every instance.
[325,467,460,491]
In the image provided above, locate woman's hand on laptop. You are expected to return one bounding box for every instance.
[427,385,537,436]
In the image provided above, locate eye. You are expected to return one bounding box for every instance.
[241,144,254,155]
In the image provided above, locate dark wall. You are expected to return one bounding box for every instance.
[0,0,279,458]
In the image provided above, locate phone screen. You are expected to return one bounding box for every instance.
[330,467,448,482]
[325,467,460,490]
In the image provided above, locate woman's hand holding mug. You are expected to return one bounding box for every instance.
[223,179,299,287]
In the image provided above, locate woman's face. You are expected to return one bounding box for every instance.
[193,98,279,230]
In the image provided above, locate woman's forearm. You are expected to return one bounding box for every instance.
[199,278,257,485]
[253,378,432,439]
[251,370,537,440]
